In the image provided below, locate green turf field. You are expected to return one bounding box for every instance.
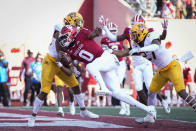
[9,106,196,122]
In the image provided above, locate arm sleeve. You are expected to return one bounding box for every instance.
[160,30,167,40]
[140,40,160,52]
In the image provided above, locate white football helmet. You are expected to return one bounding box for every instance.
[107,22,118,35]
[58,25,77,48]
[131,14,145,27]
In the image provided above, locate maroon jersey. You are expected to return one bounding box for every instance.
[101,37,124,61]
[65,28,104,64]
[123,27,131,46]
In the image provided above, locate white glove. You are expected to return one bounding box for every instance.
[101,44,109,50]
[56,61,63,68]
[129,48,141,55]
[73,67,81,77]
[161,19,168,30]
[98,15,109,28]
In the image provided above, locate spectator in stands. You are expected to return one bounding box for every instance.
[176,0,187,18]
[139,0,157,18]
[0,50,10,106]
[161,0,176,19]
[183,61,192,96]
[19,50,34,106]
[30,53,43,106]
[194,68,196,83]
[184,0,194,19]
[192,0,196,19]
[87,72,103,107]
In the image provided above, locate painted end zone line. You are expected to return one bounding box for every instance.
[0,112,132,128]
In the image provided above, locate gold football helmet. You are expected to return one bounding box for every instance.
[130,23,148,44]
[64,12,84,30]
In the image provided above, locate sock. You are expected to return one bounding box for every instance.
[120,101,126,110]
[88,99,91,107]
[112,89,151,114]
[33,97,44,115]
[74,94,85,108]
[148,92,157,106]
[58,107,63,112]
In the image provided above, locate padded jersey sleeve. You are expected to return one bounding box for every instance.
[123,27,131,40]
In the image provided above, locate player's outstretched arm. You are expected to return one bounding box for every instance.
[102,25,127,41]
[88,27,102,40]
[112,48,130,57]
[160,19,168,40]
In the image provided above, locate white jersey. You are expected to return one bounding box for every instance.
[142,31,173,69]
[131,42,151,68]
[48,24,63,59]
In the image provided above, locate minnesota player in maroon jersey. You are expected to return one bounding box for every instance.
[56,25,157,119]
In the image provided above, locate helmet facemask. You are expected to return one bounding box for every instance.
[130,23,148,44]
[107,22,118,35]
[58,25,77,48]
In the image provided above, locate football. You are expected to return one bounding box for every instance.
[60,53,72,68]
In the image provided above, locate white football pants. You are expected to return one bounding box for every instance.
[132,61,153,91]
[86,51,152,114]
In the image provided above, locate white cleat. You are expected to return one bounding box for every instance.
[162,100,171,114]
[125,109,130,116]
[57,110,64,117]
[69,102,76,115]
[27,116,36,127]
[135,114,155,124]
[119,109,126,115]
[96,90,112,96]
[80,110,99,119]
[148,106,157,119]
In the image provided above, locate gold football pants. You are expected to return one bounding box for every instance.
[41,54,78,93]
[149,60,185,93]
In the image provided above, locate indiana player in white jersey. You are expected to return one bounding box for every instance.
[101,22,130,116]
[112,22,196,123]
[27,12,99,127]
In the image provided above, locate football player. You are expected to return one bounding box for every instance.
[56,25,157,120]
[27,12,99,127]
[56,12,84,117]
[100,14,170,117]
[101,22,130,116]
[111,22,196,123]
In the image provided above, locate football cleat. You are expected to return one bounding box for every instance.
[135,114,155,124]
[96,90,112,96]
[69,101,76,115]
[119,109,126,115]
[27,116,36,127]
[57,107,64,117]
[162,100,171,114]
[148,106,157,119]
[80,110,99,119]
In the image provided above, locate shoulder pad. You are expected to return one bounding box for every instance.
[148,31,160,41]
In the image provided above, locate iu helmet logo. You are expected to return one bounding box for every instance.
[58,25,77,48]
